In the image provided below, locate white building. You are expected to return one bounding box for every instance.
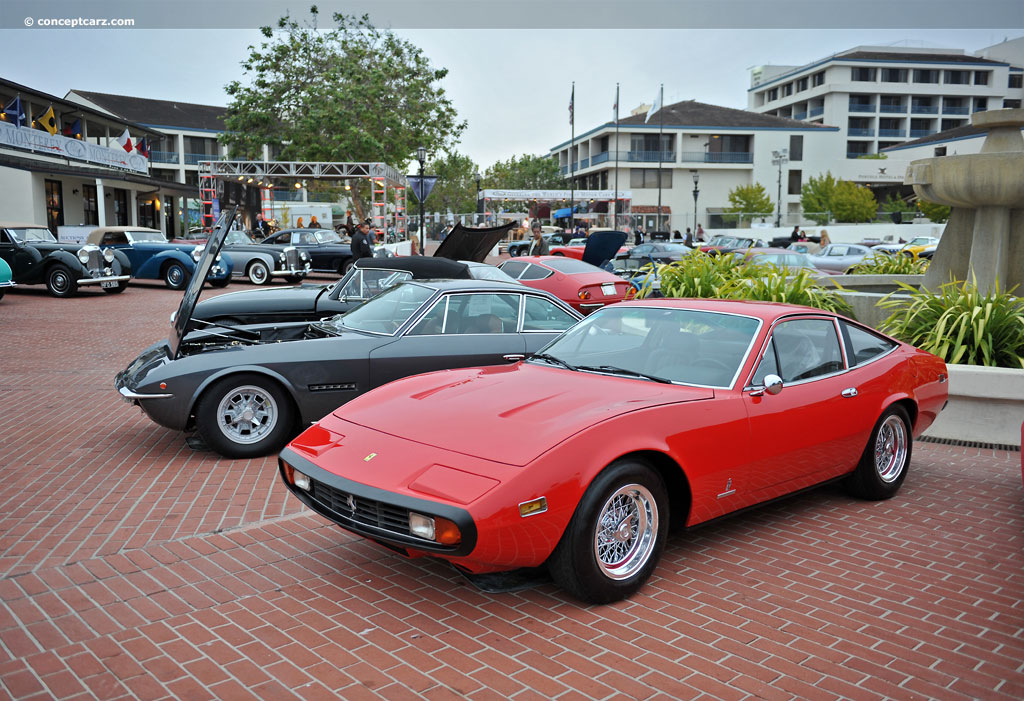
[748,41,1024,159]
[549,98,905,230]
[0,77,194,237]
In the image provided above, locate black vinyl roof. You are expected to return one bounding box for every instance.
[354,256,471,279]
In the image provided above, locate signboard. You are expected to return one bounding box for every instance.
[482,189,631,200]
[0,121,149,174]
[407,175,438,202]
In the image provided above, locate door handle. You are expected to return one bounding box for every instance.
[841,387,858,398]
[503,354,525,362]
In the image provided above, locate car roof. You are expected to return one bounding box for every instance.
[616,298,841,322]
[0,222,50,229]
[354,256,471,278]
[86,227,164,244]
[410,278,534,294]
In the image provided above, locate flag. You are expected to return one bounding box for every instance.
[115,128,132,153]
[568,84,574,126]
[3,96,27,127]
[62,119,83,139]
[645,86,662,124]
[38,104,58,135]
[135,137,149,157]
[612,88,618,123]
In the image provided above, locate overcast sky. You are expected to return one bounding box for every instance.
[2,10,1020,169]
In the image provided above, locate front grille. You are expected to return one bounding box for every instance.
[85,248,103,276]
[283,246,300,269]
[310,480,412,536]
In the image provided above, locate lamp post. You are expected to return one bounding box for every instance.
[474,171,481,225]
[690,170,700,234]
[771,148,788,228]
[416,145,426,253]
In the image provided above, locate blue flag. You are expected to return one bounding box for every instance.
[407,175,438,203]
[3,96,27,127]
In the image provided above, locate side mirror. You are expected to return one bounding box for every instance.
[751,374,784,397]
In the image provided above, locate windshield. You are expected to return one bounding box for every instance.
[334,268,413,301]
[315,230,342,244]
[127,230,166,242]
[544,258,604,275]
[9,227,56,243]
[468,265,519,283]
[708,236,737,247]
[225,231,256,245]
[321,282,434,335]
[535,306,761,388]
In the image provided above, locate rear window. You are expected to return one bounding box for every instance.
[544,258,603,275]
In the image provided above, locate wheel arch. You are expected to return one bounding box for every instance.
[885,395,918,431]
[46,249,88,276]
[184,366,302,432]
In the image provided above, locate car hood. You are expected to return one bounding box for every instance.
[433,222,513,263]
[333,362,714,466]
[191,284,327,322]
[169,207,235,358]
[582,231,628,267]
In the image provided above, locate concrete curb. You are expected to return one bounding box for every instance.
[922,364,1024,447]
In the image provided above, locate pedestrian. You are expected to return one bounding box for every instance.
[526,221,550,256]
[255,213,271,239]
[351,219,375,260]
[819,229,831,247]
[635,227,644,246]
[684,227,693,247]
[672,229,682,241]
[308,215,320,229]
[798,229,808,242]
[790,225,800,242]
[297,217,305,229]
[696,223,705,241]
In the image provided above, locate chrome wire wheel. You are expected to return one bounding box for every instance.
[874,414,908,483]
[593,483,658,580]
[216,385,278,445]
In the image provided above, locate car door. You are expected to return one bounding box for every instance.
[741,316,871,503]
[0,230,24,277]
[368,292,527,388]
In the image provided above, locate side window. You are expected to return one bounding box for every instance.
[751,338,779,385]
[0,231,10,244]
[770,319,844,382]
[520,264,552,281]
[299,232,317,245]
[446,293,520,334]
[523,296,577,331]
[500,261,528,279]
[407,297,448,335]
[828,245,849,257]
[841,321,897,366]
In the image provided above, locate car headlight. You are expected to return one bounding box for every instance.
[77,249,90,264]
[192,246,204,262]
[103,248,115,263]
[409,512,461,545]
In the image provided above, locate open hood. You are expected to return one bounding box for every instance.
[581,230,628,268]
[433,222,513,263]
[169,207,236,359]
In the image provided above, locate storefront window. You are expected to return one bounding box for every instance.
[139,200,156,229]
[83,184,98,226]
[113,189,128,226]
[45,180,64,234]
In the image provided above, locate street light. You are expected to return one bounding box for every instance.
[771,148,789,228]
[474,171,481,225]
[416,145,426,252]
[690,170,700,234]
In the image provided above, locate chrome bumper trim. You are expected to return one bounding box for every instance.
[77,275,131,285]
[271,269,307,276]
[118,385,172,401]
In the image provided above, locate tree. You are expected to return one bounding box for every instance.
[917,198,951,224]
[410,151,479,216]
[725,183,773,216]
[832,180,878,223]
[483,154,564,189]
[800,171,839,225]
[220,7,466,216]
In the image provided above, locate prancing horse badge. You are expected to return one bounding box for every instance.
[364,453,377,462]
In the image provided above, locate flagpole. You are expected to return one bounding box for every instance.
[657,83,664,232]
[569,81,575,234]
[614,83,620,230]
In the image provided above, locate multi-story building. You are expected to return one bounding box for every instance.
[551,99,845,230]
[748,40,1024,159]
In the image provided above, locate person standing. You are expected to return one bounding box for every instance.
[308,215,320,229]
[684,227,693,247]
[790,225,800,242]
[696,223,705,241]
[634,226,644,246]
[819,229,831,247]
[351,219,375,260]
[297,217,305,229]
[526,221,550,256]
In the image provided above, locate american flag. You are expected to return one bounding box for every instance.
[568,84,574,126]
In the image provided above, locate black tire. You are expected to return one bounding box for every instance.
[103,281,128,294]
[340,259,355,275]
[548,460,669,604]
[551,251,565,256]
[194,373,295,459]
[46,264,78,298]
[283,275,304,284]
[844,405,912,500]
[247,260,271,286]
[208,277,230,289]
[163,262,191,290]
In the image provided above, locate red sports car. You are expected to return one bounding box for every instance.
[279,300,948,603]
[498,256,629,313]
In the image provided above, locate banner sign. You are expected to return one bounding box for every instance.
[482,189,631,200]
[0,121,149,174]
[407,175,438,202]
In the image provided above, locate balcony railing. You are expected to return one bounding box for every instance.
[590,151,610,165]
[184,153,223,165]
[809,106,824,117]
[793,111,808,120]
[912,105,939,114]
[579,157,590,169]
[848,128,875,137]
[879,104,906,113]
[626,150,675,162]
[879,128,906,137]
[942,106,969,115]
[150,150,179,164]
[680,151,754,164]
[909,129,936,138]
[848,103,875,113]
[847,151,871,158]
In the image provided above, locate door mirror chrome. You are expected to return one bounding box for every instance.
[750,374,784,397]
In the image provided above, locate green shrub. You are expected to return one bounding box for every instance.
[879,280,1024,368]
[849,254,929,275]
[657,252,765,298]
[719,269,853,315]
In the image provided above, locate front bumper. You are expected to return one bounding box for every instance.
[78,274,130,286]
[271,268,308,277]
[117,385,173,402]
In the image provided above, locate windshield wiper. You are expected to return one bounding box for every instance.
[576,364,673,384]
[529,353,578,371]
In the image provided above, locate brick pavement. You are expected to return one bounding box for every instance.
[0,277,1022,700]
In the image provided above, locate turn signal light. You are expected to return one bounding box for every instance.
[409,512,462,545]
[578,290,591,300]
[519,497,548,517]
[281,461,312,491]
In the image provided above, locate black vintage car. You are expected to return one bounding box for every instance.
[117,213,582,458]
[184,222,514,329]
[221,230,311,285]
[260,228,355,275]
[0,222,131,297]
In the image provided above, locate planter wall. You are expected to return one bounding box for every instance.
[922,364,1024,447]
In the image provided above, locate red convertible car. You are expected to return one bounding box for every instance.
[279,300,948,603]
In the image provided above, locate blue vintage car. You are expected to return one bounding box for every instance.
[0,257,14,300]
[87,227,232,289]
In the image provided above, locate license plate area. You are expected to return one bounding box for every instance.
[601,283,617,296]
[101,280,118,289]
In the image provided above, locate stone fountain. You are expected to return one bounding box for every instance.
[904,107,1024,294]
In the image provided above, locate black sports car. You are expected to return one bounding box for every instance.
[117,215,582,459]
[260,228,355,275]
